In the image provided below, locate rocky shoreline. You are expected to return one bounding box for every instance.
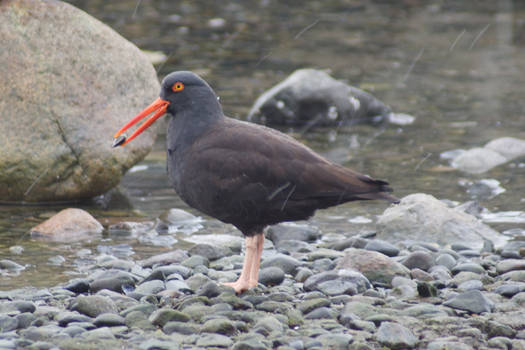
[1,212,525,350]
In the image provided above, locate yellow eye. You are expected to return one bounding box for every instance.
[172,82,185,92]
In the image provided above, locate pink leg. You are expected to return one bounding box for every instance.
[223,233,264,294]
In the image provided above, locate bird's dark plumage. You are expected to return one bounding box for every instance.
[114,71,398,292]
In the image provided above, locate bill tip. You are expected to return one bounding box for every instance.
[112,135,127,148]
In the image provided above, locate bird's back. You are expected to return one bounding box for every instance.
[169,117,397,235]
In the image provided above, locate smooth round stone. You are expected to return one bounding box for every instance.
[458,279,483,291]
[435,253,457,270]
[316,333,353,349]
[149,308,190,327]
[295,267,313,282]
[401,304,447,319]
[64,279,90,294]
[311,258,335,272]
[81,327,116,341]
[200,318,236,336]
[298,298,331,314]
[163,321,199,335]
[232,338,269,350]
[0,315,18,332]
[165,279,192,293]
[276,239,313,253]
[496,259,525,275]
[427,340,472,350]
[254,315,285,334]
[181,254,209,268]
[61,325,86,337]
[429,265,452,282]
[443,290,494,313]
[124,311,155,331]
[188,243,231,261]
[410,268,434,281]
[15,313,36,329]
[458,250,481,258]
[401,251,435,271]
[451,262,486,275]
[89,274,135,294]
[376,322,418,349]
[196,333,233,348]
[93,313,126,327]
[453,271,482,285]
[56,311,92,327]
[494,283,525,297]
[139,338,180,350]
[134,280,165,295]
[364,240,400,257]
[258,266,285,287]
[304,307,337,320]
[260,254,302,275]
[73,295,118,317]
[195,281,222,298]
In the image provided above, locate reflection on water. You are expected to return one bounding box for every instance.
[1,1,524,289]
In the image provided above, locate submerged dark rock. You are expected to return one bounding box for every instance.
[248,69,392,128]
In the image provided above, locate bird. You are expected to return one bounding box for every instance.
[113,71,399,294]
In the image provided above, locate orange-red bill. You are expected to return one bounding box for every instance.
[113,97,170,147]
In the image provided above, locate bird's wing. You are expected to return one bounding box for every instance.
[185,118,395,211]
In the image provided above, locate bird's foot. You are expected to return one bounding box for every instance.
[222,279,257,294]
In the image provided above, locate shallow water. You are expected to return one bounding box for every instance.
[1,1,524,289]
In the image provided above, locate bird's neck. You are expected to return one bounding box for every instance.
[167,99,223,154]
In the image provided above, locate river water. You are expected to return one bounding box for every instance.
[1,1,524,289]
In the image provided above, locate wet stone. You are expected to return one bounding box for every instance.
[364,239,400,257]
[89,274,136,294]
[200,317,237,335]
[139,338,180,350]
[443,290,494,313]
[163,321,199,335]
[304,307,336,319]
[0,315,18,332]
[435,253,457,270]
[73,295,118,317]
[149,308,190,327]
[376,322,418,349]
[458,279,483,291]
[496,259,525,274]
[401,250,435,271]
[451,262,485,275]
[275,239,313,253]
[64,279,90,294]
[188,243,231,261]
[267,223,320,245]
[93,313,126,327]
[124,311,155,330]
[298,298,331,314]
[427,341,472,350]
[494,282,525,297]
[135,279,165,295]
[56,311,92,326]
[232,337,269,350]
[258,266,285,287]
[15,312,36,329]
[196,333,233,348]
[260,254,302,275]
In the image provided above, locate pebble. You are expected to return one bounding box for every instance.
[376,322,418,348]
[258,266,285,287]
[72,295,118,317]
[401,250,435,271]
[443,290,494,313]
[364,240,400,257]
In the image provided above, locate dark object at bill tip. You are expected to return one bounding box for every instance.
[112,135,126,148]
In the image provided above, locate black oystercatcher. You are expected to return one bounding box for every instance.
[113,71,398,293]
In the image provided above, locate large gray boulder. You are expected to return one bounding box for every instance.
[247,69,392,127]
[0,0,160,202]
[376,193,506,249]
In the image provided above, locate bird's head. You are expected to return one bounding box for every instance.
[113,71,217,147]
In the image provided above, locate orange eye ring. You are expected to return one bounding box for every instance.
[172,82,185,92]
